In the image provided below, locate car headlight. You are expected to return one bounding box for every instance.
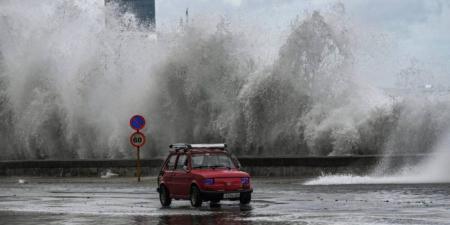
[203,178,215,185]
[241,177,250,185]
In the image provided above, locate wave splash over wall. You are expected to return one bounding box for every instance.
[1,0,449,170]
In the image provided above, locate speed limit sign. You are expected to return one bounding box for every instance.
[130,131,146,148]
[129,115,147,182]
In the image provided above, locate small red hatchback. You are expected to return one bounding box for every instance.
[157,143,252,207]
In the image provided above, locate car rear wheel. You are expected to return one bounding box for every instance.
[240,192,251,204]
[190,185,203,207]
[159,185,172,207]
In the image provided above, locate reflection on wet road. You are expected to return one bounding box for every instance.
[0,177,449,225]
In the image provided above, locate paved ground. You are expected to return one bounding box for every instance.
[0,177,449,225]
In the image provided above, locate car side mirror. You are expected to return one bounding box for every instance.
[183,165,190,172]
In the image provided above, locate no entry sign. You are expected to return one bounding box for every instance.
[130,115,146,131]
[130,131,146,148]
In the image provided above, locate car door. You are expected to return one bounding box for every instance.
[171,154,192,197]
[163,154,178,195]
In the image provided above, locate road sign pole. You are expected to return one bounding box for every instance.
[137,146,141,182]
[129,115,146,183]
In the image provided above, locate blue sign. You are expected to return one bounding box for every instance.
[130,115,146,130]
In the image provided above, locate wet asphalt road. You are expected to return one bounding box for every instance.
[0,177,449,225]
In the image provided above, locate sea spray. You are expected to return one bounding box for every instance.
[0,0,449,166]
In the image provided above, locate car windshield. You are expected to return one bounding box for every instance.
[191,153,236,169]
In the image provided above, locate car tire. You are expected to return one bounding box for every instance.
[159,185,172,207]
[210,200,220,208]
[240,192,251,204]
[190,185,203,207]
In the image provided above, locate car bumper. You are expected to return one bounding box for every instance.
[200,189,253,201]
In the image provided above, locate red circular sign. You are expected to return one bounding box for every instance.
[130,131,146,148]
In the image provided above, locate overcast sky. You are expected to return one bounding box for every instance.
[155,0,450,88]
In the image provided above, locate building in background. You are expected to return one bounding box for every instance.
[106,0,155,29]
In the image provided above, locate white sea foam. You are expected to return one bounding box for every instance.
[0,0,449,164]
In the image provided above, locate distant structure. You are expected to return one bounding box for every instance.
[105,0,155,29]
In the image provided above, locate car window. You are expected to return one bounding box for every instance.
[175,154,187,170]
[166,154,177,170]
[191,153,236,169]
[230,153,241,168]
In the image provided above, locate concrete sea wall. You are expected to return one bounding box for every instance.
[0,155,425,177]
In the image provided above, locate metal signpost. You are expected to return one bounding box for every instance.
[129,115,146,182]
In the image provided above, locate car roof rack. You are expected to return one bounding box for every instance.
[169,143,191,150]
[169,143,227,152]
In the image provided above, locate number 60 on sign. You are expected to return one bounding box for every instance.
[130,131,146,148]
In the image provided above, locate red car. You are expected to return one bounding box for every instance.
[157,143,252,207]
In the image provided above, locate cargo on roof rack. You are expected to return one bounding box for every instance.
[169,143,227,151]
[169,143,191,149]
[190,144,227,149]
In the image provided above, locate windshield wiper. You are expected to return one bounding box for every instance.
[210,165,231,170]
[192,165,209,169]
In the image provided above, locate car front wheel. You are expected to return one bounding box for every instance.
[159,185,172,207]
[240,192,251,204]
[190,185,203,207]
